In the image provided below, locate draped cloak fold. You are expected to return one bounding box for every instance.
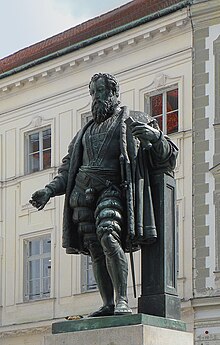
[46,106,178,255]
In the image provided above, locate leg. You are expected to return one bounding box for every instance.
[100,231,132,315]
[87,240,114,317]
[70,185,114,316]
[95,187,132,315]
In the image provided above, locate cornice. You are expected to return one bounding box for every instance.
[191,0,220,27]
[192,295,220,307]
[0,47,192,123]
[0,10,190,97]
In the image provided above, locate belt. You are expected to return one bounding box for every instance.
[79,167,116,188]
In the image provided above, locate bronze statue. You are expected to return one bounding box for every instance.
[30,73,178,317]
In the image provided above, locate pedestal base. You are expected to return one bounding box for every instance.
[44,314,193,345]
[138,294,181,319]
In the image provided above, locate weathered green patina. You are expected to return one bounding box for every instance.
[30,73,179,318]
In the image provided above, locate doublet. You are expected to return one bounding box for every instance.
[82,113,121,172]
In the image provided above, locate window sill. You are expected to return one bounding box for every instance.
[24,166,56,177]
[18,297,55,305]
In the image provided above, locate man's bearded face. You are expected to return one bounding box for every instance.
[90,78,118,124]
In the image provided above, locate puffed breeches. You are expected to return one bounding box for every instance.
[69,172,124,260]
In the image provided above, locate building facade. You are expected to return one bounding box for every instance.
[0,0,219,344]
[191,1,220,344]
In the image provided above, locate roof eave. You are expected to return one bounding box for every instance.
[0,0,191,80]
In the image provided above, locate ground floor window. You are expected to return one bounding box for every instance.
[81,255,97,292]
[24,235,51,301]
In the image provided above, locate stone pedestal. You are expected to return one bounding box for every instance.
[138,173,181,319]
[44,314,193,345]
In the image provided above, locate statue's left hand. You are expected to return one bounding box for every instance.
[129,121,160,144]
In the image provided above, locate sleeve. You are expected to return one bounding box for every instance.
[45,137,76,197]
[147,132,179,173]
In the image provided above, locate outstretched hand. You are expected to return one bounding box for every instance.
[29,188,52,211]
[129,121,160,144]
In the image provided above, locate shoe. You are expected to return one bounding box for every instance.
[114,300,132,315]
[88,304,115,317]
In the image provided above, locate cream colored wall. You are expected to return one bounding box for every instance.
[0,8,193,343]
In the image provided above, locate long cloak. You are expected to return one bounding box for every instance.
[46,106,178,254]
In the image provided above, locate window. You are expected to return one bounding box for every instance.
[25,127,51,173]
[81,255,97,292]
[145,87,179,135]
[24,235,51,301]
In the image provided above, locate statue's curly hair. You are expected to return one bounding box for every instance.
[89,73,119,97]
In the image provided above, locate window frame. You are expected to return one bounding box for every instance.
[24,126,52,174]
[23,234,51,301]
[144,84,179,135]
